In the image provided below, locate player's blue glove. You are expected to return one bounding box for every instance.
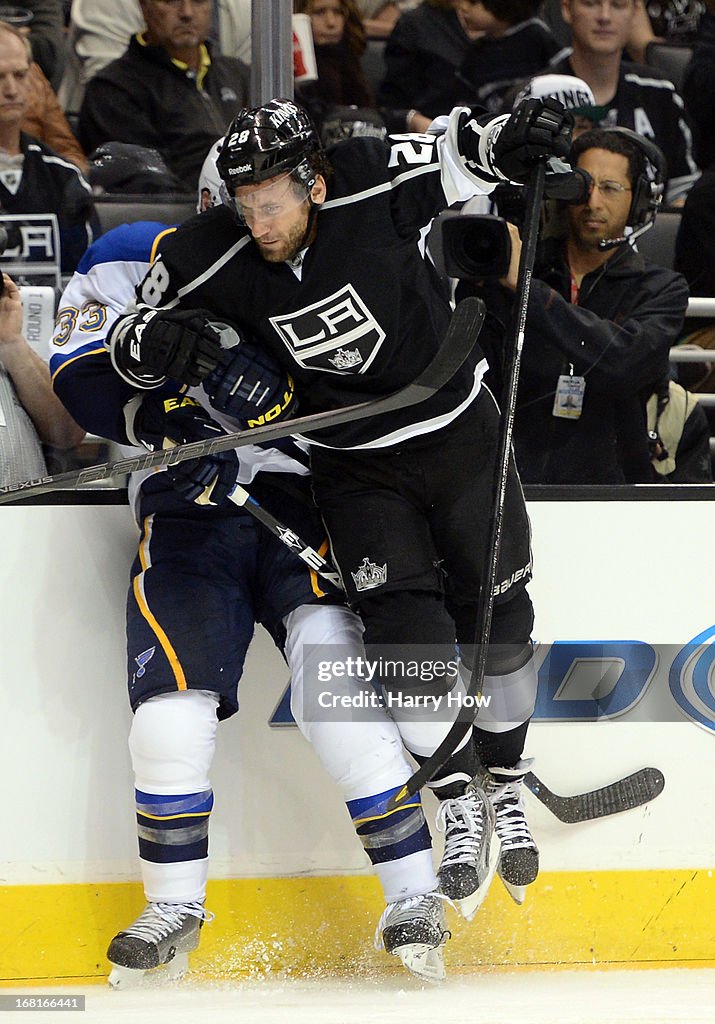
[125,393,238,507]
[202,334,297,424]
[107,304,226,389]
[168,448,237,507]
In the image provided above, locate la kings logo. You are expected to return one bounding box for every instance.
[269,284,385,373]
[351,557,387,592]
[329,347,362,370]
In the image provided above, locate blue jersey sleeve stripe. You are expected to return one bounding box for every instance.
[50,343,108,381]
[75,221,172,273]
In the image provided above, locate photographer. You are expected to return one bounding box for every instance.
[457,127,694,484]
[0,271,84,487]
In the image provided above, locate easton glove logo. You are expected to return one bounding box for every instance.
[163,395,202,413]
[246,384,296,428]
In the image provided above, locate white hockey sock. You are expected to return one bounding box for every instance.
[140,857,209,905]
[129,689,219,906]
[374,849,439,905]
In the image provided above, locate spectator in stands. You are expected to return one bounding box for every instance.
[378,0,483,132]
[0,6,85,167]
[61,1,251,119]
[24,60,87,171]
[11,1,65,87]
[0,270,84,487]
[452,0,562,114]
[621,0,660,62]
[632,0,704,53]
[458,127,692,483]
[681,0,715,169]
[77,0,250,194]
[543,0,700,205]
[0,22,99,273]
[293,0,377,135]
[541,0,702,61]
[355,0,419,37]
[645,375,712,482]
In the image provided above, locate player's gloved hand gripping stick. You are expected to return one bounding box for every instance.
[125,393,240,507]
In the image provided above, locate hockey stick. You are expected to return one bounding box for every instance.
[0,297,485,505]
[239,429,665,823]
[227,483,344,590]
[525,767,665,824]
[388,162,549,810]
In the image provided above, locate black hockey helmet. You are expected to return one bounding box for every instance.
[87,142,184,195]
[216,97,322,195]
[320,106,387,149]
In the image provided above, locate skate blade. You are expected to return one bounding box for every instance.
[394,943,446,984]
[500,876,527,905]
[455,832,501,922]
[108,953,190,989]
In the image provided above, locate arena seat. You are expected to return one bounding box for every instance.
[635,210,682,270]
[645,42,693,92]
[361,38,387,94]
[94,195,196,233]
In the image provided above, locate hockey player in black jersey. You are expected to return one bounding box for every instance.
[53,221,457,984]
[106,96,574,928]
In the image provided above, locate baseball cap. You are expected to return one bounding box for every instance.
[513,73,609,123]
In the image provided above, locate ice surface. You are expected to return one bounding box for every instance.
[4,968,714,1024]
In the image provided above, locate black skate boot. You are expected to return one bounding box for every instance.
[436,783,500,921]
[107,901,213,987]
[480,759,539,904]
[375,891,451,982]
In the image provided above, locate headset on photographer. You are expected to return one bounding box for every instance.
[593,127,666,251]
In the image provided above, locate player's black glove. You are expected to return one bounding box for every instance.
[203,334,297,424]
[107,305,225,390]
[491,98,573,183]
[125,393,238,507]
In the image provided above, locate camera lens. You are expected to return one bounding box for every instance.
[461,231,496,265]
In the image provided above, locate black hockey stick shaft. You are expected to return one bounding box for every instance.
[228,483,344,590]
[389,163,547,810]
[0,298,485,505]
[525,767,665,823]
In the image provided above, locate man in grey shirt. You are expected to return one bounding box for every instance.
[0,272,84,487]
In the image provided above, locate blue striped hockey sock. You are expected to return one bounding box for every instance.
[135,789,214,864]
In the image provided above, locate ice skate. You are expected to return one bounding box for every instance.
[375,891,451,983]
[480,760,539,905]
[107,901,213,988]
[436,783,500,921]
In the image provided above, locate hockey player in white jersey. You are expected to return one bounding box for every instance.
[51,220,452,984]
[95,95,574,933]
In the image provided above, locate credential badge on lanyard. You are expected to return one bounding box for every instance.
[553,364,585,419]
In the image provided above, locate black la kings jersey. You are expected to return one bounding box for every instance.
[139,133,488,450]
